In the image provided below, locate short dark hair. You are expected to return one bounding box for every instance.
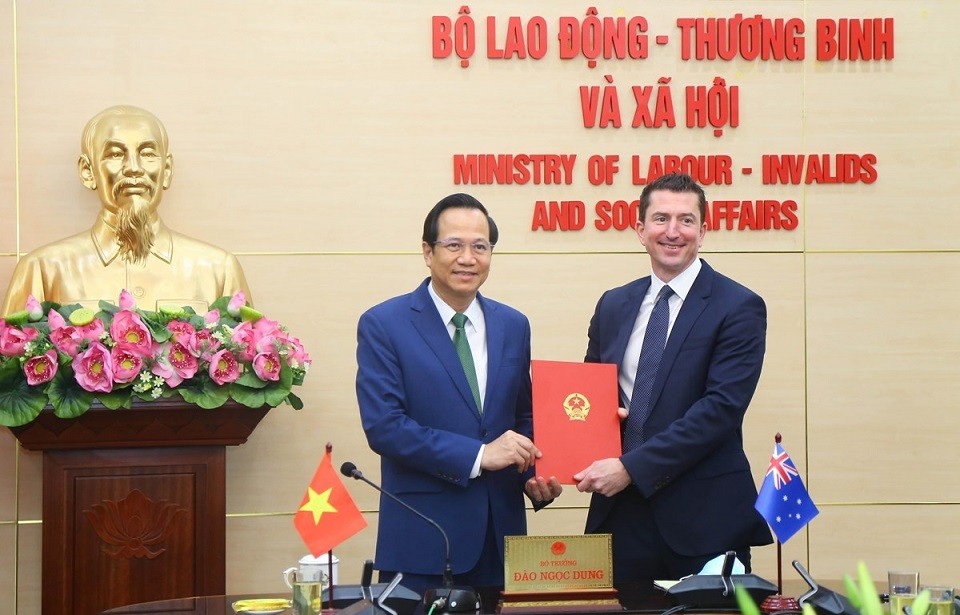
[638,173,706,223]
[422,193,499,245]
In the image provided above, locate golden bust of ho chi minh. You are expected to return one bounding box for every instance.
[1,105,252,316]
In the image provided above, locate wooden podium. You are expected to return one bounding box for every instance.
[9,400,270,615]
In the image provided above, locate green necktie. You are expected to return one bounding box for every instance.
[451,312,482,413]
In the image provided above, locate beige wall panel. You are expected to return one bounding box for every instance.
[806,253,960,502]
[809,505,959,584]
[227,512,377,591]
[804,1,960,251]
[0,257,13,310]
[17,522,41,615]
[0,524,14,615]
[0,431,15,522]
[15,449,42,522]
[0,1,13,256]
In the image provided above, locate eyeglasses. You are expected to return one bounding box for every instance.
[432,239,495,255]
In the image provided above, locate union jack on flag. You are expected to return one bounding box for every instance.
[766,447,800,489]
[754,441,819,543]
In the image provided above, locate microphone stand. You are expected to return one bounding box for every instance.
[341,463,479,612]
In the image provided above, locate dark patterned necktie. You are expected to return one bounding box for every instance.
[451,313,482,413]
[623,285,674,451]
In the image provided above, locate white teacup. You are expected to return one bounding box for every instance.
[283,554,338,587]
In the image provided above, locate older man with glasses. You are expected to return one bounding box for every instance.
[356,192,562,596]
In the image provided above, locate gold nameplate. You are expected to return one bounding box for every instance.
[504,534,613,592]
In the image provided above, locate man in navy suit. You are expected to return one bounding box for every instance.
[357,193,562,595]
[573,173,772,581]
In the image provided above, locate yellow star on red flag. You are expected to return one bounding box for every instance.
[293,450,367,557]
[299,487,338,524]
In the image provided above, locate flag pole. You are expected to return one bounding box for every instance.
[775,433,783,595]
[774,433,783,595]
[776,539,783,595]
[325,442,335,613]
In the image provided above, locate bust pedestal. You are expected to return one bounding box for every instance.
[9,400,269,615]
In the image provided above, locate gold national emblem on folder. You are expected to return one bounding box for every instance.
[562,392,590,420]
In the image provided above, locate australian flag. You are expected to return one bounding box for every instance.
[755,442,819,543]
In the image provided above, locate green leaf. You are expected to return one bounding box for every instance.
[286,392,304,410]
[0,357,22,385]
[263,382,292,407]
[97,388,133,410]
[801,604,818,615]
[177,379,230,409]
[140,313,173,344]
[229,383,267,408]
[734,584,761,615]
[843,575,862,610]
[911,589,931,615]
[235,370,269,389]
[0,376,48,426]
[46,368,94,419]
[279,362,294,387]
[209,296,231,313]
[857,561,884,615]
[97,300,120,315]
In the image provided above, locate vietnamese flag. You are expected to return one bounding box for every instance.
[294,450,367,557]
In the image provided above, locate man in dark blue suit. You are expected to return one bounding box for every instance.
[357,193,562,595]
[574,173,772,581]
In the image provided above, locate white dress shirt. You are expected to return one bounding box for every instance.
[619,259,702,407]
[428,283,488,477]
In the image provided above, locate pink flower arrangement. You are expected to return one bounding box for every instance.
[0,291,311,427]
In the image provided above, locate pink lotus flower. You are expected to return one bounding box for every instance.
[169,341,199,383]
[284,335,312,367]
[230,321,260,362]
[73,342,114,393]
[118,289,136,311]
[78,319,105,342]
[209,349,240,385]
[252,351,282,382]
[111,344,145,384]
[190,328,221,362]
[166,321,197,349]
[47,309,84,357]
[109,311,152,356]
[26,295,43,321]
[0,325,39,357]
[150,342,179,386]
[227,291,246,318]
[205,309,220,325]
[24,349,58,385]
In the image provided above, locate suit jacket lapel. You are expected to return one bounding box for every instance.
[650,262,713,406]
[409,281,482,420]
[612,278,651,369]
[478,295,500,422]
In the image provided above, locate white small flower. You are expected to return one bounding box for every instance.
[151,388,162,399]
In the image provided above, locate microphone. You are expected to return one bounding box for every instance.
[340,462,480,613]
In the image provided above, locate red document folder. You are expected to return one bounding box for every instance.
[531,360,622,484]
